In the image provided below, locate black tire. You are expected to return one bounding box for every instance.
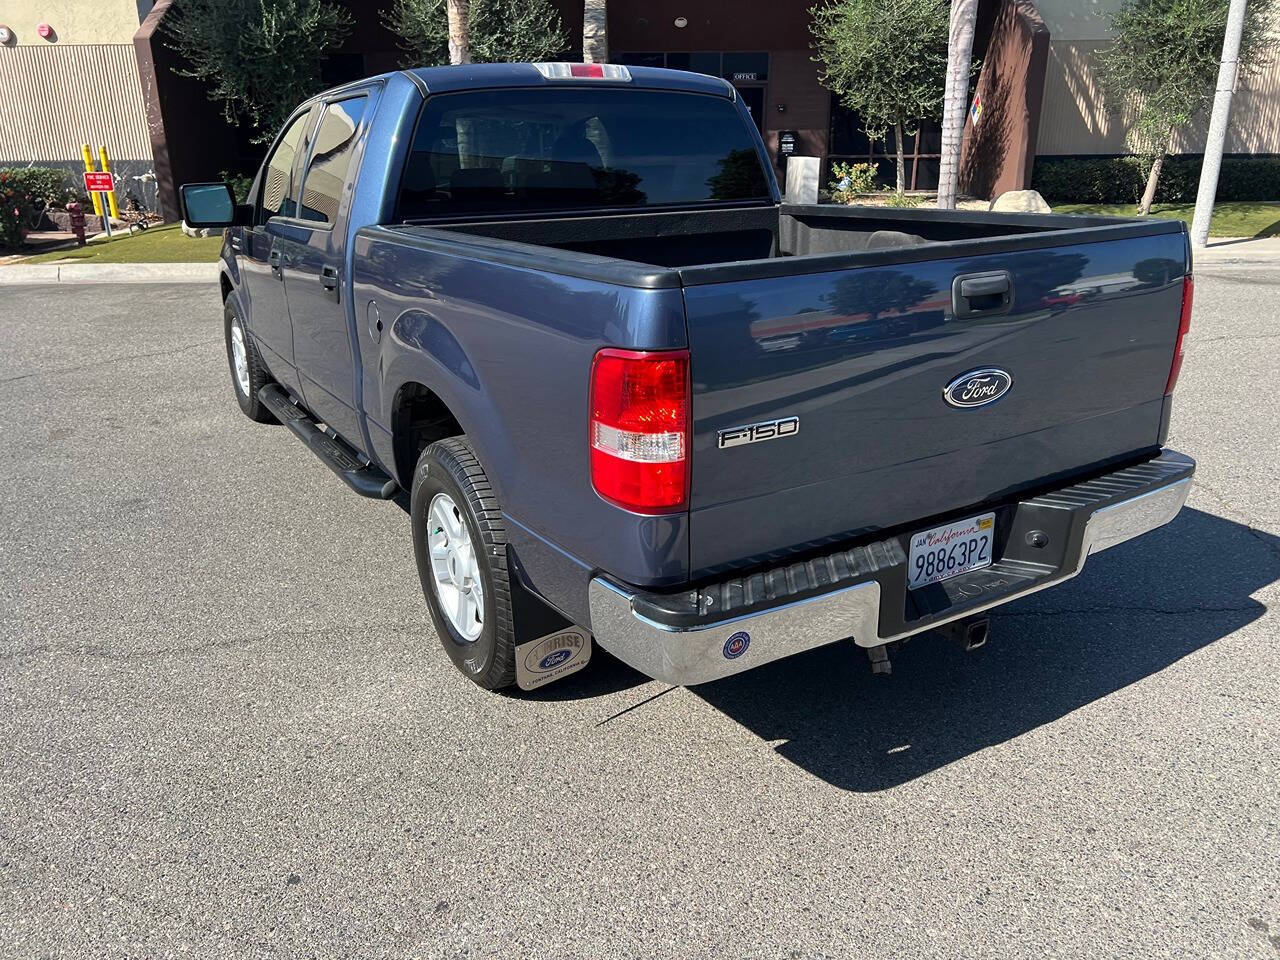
[224,298,277,424]
[410,437,516,690]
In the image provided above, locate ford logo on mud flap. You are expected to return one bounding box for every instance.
[943,368,1013,408]
[539,649,573,670]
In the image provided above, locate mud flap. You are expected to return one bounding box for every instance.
[515,627,593,691]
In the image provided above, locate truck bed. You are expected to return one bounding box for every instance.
[372,203,1187,577]
[411,203,1167,273]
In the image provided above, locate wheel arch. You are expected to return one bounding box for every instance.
[390,380,464,489]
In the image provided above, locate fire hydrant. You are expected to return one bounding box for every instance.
[66,202,87,246]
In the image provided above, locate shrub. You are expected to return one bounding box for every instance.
[881,188,924,207]
[829,161,879,203]
[1032,155,1280,204]
[0,166,72,249]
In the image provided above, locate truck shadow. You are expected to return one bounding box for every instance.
[682,506,1278,792]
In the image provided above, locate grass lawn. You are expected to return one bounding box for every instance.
[17,223,224,264]
[1055,201,1280,238]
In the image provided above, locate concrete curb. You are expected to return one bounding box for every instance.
[2,262,219,284]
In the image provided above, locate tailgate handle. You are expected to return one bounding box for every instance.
[953,271,1012,318]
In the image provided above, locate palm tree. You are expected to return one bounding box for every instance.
[583,0,607,63]
[447,0,471,64]
[936,0,978,209]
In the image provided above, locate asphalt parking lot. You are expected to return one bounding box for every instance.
[2,268,1278,959]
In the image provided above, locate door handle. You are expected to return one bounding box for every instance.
[320,265,340,301]
[959,275,1010,298]
[268,249,283,280]
[952,271,1012,318]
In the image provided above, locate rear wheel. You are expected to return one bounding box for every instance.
[224,298,276,423]
[411,437,517,690]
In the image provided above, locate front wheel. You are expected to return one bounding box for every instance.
[410,437,517,690]
[224,298,276,423]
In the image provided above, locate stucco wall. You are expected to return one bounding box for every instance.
[1034,0,1280,155]
[0,0,153,45]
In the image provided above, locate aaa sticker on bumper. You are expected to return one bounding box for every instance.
[515,627,592,691]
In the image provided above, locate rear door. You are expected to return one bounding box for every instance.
[282,93,373,449]
[682,230,1188,572]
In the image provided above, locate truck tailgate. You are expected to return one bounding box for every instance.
[682,230,1188,573]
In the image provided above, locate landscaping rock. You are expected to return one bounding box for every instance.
[989,190,1052,214]
[181,221,211,239]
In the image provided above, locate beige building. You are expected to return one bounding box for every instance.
[0,0,157,201]
[1036,0,1280,155]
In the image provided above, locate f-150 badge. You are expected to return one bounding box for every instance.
[718,416,800,449]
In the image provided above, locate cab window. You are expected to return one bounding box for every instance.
[297,96,368,225]
[257,112,310,224]
[396,88,770,220]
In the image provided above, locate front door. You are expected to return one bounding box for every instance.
[283,93,372,450]
[240,108,314,396]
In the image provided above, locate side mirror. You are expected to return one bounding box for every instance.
[180,182,252,228]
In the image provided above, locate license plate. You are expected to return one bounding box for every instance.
[907,512,996,590]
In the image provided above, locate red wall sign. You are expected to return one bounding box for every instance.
[83,171,115,192]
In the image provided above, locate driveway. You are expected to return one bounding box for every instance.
[1,270,1277,958]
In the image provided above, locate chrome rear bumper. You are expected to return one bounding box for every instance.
[588,450,1194,686]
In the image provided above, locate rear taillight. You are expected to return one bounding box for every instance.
[589,348,690,512]
[1165,275,1193,395]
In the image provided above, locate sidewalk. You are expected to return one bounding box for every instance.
[1193,236,1280,267]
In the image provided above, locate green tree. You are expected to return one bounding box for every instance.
[387,0,568,67]
[165,0,352,143]
[1100,0,1277,215]
[811,0,957,195]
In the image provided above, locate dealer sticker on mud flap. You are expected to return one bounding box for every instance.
[514,627,593,691]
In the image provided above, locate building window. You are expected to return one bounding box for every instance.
[664,52,723,76]
[828,98,941,191]
[614,51,769,83]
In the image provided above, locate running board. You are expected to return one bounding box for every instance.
[258,384,397,500]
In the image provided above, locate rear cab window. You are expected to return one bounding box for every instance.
[297,96,369,226]
[396,88,770,221]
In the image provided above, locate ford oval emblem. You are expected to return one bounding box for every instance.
[943,368,1013,408]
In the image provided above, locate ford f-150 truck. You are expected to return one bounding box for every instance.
[181,62,1195,692]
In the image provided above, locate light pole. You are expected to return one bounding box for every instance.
[1190,0,1248,248]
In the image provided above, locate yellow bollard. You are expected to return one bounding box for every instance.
[97,145,120,220]
[81,144,102,217]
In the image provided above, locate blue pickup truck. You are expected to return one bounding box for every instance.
[182,62,1195,692]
